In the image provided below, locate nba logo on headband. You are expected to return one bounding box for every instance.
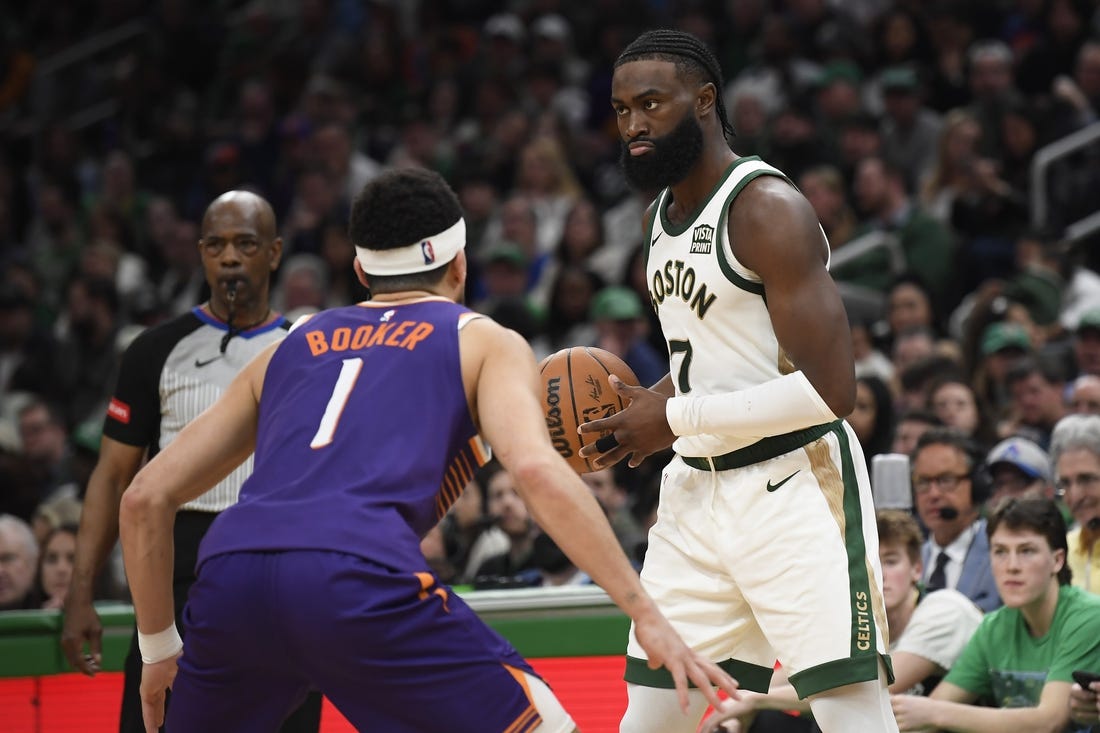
[355,218,465,275]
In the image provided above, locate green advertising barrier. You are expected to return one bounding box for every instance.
[0,587,630,678]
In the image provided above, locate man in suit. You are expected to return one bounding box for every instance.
[911,429,1002,612]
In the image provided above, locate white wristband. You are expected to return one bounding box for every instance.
[665,370,837,438]
[138,624,183,664]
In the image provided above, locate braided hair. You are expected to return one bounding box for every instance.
[615,29,735,141]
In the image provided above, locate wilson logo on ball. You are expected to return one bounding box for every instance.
[544,376,574,458]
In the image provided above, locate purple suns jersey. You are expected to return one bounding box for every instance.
[197,297,490,573]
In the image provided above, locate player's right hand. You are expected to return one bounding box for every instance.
[632,609,739,714]
[578,375,675,469]
[60,595,103,676]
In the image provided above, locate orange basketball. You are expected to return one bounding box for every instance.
[537,346,640,474]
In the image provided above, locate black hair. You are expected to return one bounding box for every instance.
[986,497,1071,586]
[857,374,896,461]
[614,29,735,142]
[348,168,463,291]
[914,427,992,504]
[895,408,942,427]
[1005,354,1066,389]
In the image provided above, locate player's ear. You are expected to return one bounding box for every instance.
[353,257,370,289]
[697,81,717,119]
[450,249,468,287]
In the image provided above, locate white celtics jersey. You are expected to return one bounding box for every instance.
[644,156,829,458]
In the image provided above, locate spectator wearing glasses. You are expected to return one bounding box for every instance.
[1050,414,1100,594]
[911,429,1002,611]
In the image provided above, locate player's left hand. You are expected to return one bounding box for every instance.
[698,692,759,732]
[632,608,739,715]
[890,693,937,731]
[140,653,182,733]
[578,375,675,468]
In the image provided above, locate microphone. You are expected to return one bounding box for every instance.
[871,454,912,510]
[939,506,959,520]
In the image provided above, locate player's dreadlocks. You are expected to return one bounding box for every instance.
[615,29,735,142]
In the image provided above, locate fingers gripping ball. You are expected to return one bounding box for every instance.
[538,347,639,473]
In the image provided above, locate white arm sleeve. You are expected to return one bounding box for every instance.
[665,370,837,439]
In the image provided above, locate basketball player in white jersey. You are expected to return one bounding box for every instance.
[580,30,899,733]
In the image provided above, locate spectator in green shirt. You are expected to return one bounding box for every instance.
[890,497,1100,732]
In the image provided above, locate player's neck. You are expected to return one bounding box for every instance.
[667,148,739,222]
[369,289,447,304]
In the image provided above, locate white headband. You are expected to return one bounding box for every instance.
[355,218,466,276]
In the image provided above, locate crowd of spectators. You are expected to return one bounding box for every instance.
[3,0,1100,703]
[3,1,1100,727]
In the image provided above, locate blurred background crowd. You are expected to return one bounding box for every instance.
[1,0,1100,609]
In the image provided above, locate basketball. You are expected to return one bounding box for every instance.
[537,346,640,474]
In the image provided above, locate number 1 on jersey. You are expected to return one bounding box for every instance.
[310,357,363,448]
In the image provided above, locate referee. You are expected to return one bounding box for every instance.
[60,191,322,733]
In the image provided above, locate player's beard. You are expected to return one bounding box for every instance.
[620,112,704,192]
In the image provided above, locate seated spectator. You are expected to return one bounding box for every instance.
[984,436,1055,510]
[928,376,997,452]
[0,513,38,611]
[1004,355,1068,451]
[911,429,1001,611]
[273,253,329,321]
[851,319,894,384]
[891,409,942,456]
[435,477,509,585]
[1069,374,1100,415]
[972,321,1034,423]
[1051,414,1100,594]
[582,467,647,563]
[471,461,541,589]
[589,286,666,388]
[529,531,590,587]
[29,493,82,547]
[36,524,77,609]
[850,375,896,464]
[16,399,80,503]
[890,498,1100,733]
[1073,308,1100,377]
[896,353,963,414]
[699,510,983,732]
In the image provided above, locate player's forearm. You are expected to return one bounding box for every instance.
[752,684,808,714]
[665,370,837,438]
[118,481,177,634]
[926,699,1068,733]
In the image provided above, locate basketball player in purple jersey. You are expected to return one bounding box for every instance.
[119,168,739,733]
